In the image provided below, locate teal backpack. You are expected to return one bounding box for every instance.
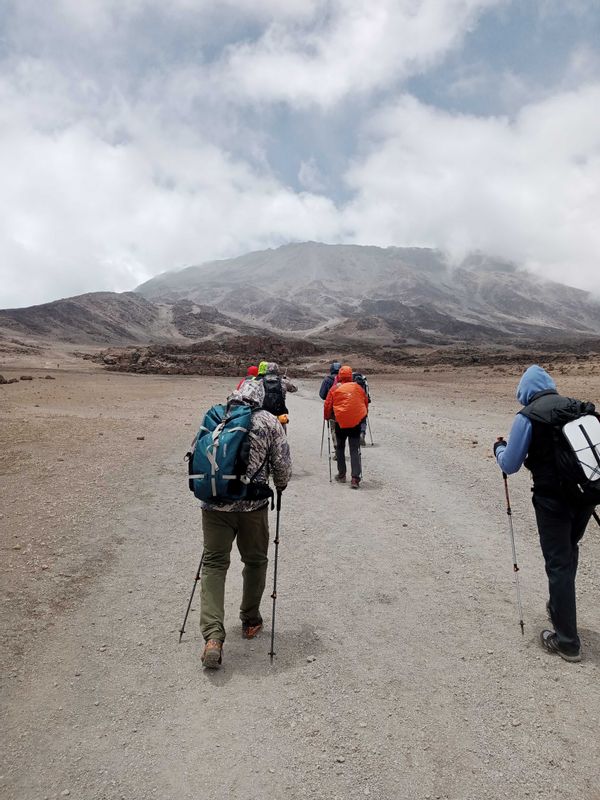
[186,403,271,504]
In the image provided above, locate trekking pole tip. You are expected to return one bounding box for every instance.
[520,621,525,635]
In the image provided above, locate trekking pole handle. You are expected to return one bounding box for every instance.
[276,489,283,512]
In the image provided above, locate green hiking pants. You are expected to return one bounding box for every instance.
[200,507,270,642]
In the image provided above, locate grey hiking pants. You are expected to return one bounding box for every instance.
[335,422,362,479]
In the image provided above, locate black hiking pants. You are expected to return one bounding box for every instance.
[335,422,362,479]
[532,493,595,654]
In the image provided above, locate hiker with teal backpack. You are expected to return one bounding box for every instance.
[185,380,292,669]
[494,365,600,662]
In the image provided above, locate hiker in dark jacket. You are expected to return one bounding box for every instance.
[494,365,597,662]
[320,361,341,452]
[200,380,292,670]
[257,362,293,417]
[353,372,371,446]
[319,361,341,400]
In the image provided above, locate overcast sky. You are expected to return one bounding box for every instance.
[1,0,600,308]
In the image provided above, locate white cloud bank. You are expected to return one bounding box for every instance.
[215,0,501,108]
[1,0,600,307]
[344,86,600,290]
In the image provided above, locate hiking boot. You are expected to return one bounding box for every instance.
[242,618,263,639]
[201,639,223,669]
[540,630,581,663]
[335,473,346,483]
[351,477,360,489]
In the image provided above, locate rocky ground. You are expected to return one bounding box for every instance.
[1,359,600,800]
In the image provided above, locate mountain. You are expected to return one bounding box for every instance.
[0,292,264,345]
[136,242,600,344]
[0,292,161,344]
[2,244,600,354]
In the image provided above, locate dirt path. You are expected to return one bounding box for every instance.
[1,368,600,800]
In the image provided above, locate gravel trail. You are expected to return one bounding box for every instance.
[1,369,599,800]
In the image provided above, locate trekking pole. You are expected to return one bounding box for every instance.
[327,423,332,482]
[320,418,325,458]
[269,490,283,663]
[367,416,374,446]
[593,510,600,528]
[178,551,204,643]
[501,472,525,635]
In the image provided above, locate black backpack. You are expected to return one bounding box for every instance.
[261,374,288,416]
[352,372,370,402]
[522,393,600,505]
[554,414,600,505]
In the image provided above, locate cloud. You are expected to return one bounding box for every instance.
[1,0,599,308]
[298,158,327,192]
[215,0,504,108]
[0,70,343,308]
[343,85,600,293]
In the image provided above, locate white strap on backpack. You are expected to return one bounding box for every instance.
[562,415,600,481]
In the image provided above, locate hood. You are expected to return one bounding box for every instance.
[266,362,280,375]
[330,361,341,375]
[338,365,353,383]
[258,361,268,376]
[228,379,265,409]
[246,365,258,377]
[516,365,557,406]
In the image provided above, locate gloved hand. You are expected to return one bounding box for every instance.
[277,484,287,493]
[493,437,507,456]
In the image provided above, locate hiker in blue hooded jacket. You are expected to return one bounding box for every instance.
[494,365,597,662]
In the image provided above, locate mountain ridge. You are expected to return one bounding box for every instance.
[2,243,599,351]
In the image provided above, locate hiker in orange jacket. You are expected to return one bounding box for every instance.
[324,365,369,489]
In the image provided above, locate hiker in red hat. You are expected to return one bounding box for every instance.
[236,365,258,390]
[324,365,369,489]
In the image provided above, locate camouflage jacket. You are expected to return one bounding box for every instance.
[201,409,292,513]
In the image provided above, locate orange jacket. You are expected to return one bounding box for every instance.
[324,380,368,428]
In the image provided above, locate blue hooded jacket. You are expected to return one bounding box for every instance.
[495,365,557,474]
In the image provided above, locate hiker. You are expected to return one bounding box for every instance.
[320,361,341,452]
[236,365,258,390]
[353,372,371,446]
[259,362,297,420]
[494,364,598,663]
[197,380,292,669]
[324,364,369,489]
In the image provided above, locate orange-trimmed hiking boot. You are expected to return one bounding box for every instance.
[242,618,263,639]
[201,639,223,669]
[351,477,360,489]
